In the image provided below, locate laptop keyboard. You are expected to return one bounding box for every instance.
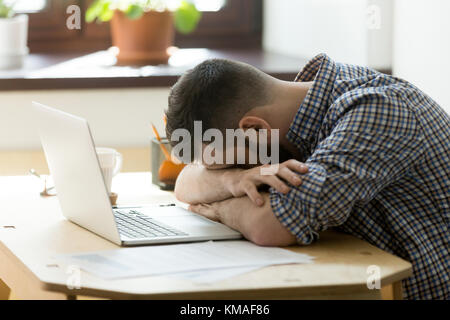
[114,209,188,239]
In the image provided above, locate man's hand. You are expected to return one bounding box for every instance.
[223,160,308,207]
[189,194,297,247]
[174,164,238,205]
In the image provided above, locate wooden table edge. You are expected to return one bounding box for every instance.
[38,265,413,300]
[1,234,414,300]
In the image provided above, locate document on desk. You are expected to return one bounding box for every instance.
[169,265,262,283]
[56,240,313,281]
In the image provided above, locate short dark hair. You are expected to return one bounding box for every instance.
[165,59,272,147]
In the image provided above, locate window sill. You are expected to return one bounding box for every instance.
[0,49,306,91]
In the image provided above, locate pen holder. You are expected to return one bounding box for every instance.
[151,137,185,191]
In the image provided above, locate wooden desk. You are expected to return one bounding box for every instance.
[0,172,412,300]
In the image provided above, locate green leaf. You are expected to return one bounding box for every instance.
[125,4,144,20]
[174,0,201,34]
[98,2,114,22]
[0,0,14,18]
[85,0,104,23]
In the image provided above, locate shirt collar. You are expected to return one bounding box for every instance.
[286,53,338,156]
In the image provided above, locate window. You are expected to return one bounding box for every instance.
[176,0,262,49]
[24,0,262,53]
[13,0,47,12]
[193,0,226,12]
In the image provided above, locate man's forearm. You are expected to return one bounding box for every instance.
[174,164,239,204]
[220,196,296,246]
[190,194,297,246]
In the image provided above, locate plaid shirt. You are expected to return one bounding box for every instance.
[269,53,450,299]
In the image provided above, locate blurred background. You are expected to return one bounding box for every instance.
[0,0,449,176]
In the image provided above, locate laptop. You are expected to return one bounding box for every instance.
[32,102,242,246]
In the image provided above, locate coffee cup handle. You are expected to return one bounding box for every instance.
[113,152,123,176]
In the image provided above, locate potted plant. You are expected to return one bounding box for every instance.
[0,0,29,70]
[86,0,201,65]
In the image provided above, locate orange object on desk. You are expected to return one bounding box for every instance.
[158,160,185,185]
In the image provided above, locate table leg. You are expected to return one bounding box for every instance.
[392,281,404,300]
[381,282,404,300]
[381,284,393,300]
[0,279,11,300]
[0,250,67,300]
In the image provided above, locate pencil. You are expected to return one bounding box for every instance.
[151,123,171,160]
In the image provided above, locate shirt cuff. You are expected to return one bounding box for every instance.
[269,162,327,245]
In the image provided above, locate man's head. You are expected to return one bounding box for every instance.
[165,59,304,166]
[166,59,278,165]
[166,58,274,139]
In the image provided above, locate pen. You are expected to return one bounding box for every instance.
[151,123,171,160]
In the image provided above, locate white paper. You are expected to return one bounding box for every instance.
[168,266,262,283]
[56,240,314,280]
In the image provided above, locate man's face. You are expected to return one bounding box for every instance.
[199,142,293,169]
[200,144,258,169]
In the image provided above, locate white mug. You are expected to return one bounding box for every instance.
[96,148,123,195]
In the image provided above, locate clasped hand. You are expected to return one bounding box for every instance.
[223,160,308,206]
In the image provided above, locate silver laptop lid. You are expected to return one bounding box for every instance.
[32,102,121,245]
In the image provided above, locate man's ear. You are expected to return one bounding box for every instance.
[239,116,272,143]
[239,116,271,131]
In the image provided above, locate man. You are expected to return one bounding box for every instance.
[165,54,449,299]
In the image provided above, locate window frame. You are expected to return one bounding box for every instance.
[26,0,262,53]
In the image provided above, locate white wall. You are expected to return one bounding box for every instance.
[263,0,393,70]
[263,0,449,112]
[2,0,449,152]
[393,0,450,112]
[0,88,169,150]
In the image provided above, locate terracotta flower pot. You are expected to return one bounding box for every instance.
[110,10,174,65]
